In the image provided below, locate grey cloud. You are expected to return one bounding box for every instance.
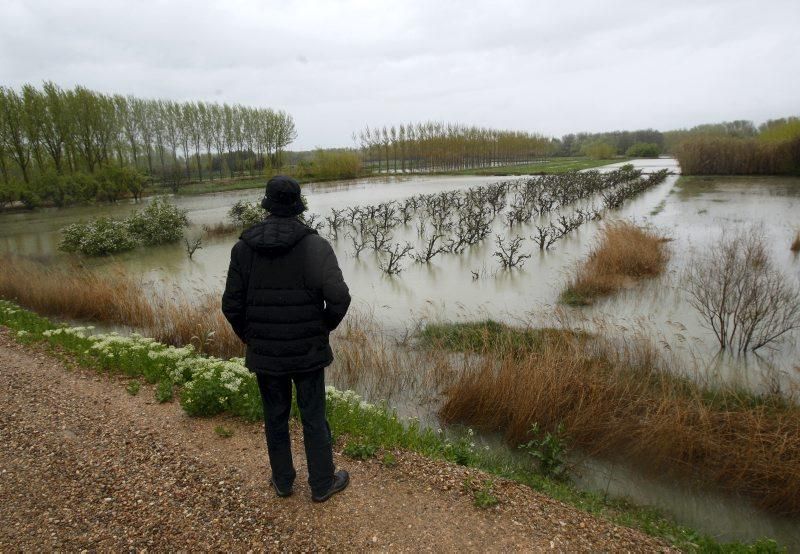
[1,0,798,149]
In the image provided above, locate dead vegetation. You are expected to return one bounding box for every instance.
[685,228,800,353]
[438,317,800,515]
[560,221,670,305]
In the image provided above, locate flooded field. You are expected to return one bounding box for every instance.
[1,158,797,393]
[2,159,800,548]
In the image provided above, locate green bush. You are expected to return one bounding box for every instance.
[228,200,266,228]
[519,423,569,480]
[126,380,141,396]
[155,380,174,403]
[178,357,262,421]
[583,141,617,160]
[343,441,378,459]
[59,217,138,256]
[626,142,661,158]
[0,179,21,209]
[311,149,362,180]
[126,198,188,245]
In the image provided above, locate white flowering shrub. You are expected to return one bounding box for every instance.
[179,357,261,420]
[126,198,189,245]
[59,217,138,256]
[59,198,188,256]
[228,200,265,228]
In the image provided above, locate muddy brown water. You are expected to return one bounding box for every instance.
[2,159,799,548]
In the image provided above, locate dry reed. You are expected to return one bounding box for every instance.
[0,255,243,359]
[439,325,800,515]
[561,221,669,305]
[0,256,155,327]
[675,135,800,175]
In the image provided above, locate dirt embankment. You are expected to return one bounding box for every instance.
[0,330,671,552]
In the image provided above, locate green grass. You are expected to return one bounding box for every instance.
[0,300,785,553]
[418,320,587,353]
[559,287,592,306]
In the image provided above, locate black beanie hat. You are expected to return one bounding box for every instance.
[261,175,306,217]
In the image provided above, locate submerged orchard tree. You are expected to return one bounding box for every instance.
[685,228,800,353]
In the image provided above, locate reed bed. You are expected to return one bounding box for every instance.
[675,135,800,175]
[438,323,800,515]
[0,255,243,358]
[560,221,670,305]
[0,256,155,327]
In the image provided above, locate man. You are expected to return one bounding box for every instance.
[222,175,351,502]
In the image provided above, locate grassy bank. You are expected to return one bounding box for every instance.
[419,319,586,354]
[0,300,783,553]
[560,221,671,305]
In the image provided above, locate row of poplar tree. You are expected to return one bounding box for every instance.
[0,82,297,185]
[355,123,554,173]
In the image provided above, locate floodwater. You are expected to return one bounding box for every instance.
[2,158,797,393]
[2,159,800,548]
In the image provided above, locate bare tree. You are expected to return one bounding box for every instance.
[414,228,447,263]
[348,231,368,258]
[493,235,530,269]
[184,237,203,259]
[685,228,800,353]
[379,242,415,275]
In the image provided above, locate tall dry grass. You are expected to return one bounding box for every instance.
[438,323,800,515]
[0,255,243,359]
[561,221,670,305]
[0,256,155,327]
[675,135,800,175]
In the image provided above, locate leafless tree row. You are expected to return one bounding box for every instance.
[298,167,668,275]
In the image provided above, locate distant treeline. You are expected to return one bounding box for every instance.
[674,117,800,175]
[0,82,296,207]
[555,129,664,157]
[355,122,554,172]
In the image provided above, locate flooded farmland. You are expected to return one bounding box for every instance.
[2,159,800,548]
[1,158,797,394]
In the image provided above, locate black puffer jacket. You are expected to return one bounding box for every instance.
[221,216,351,376]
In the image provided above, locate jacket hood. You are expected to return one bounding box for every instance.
[239,216,317,255]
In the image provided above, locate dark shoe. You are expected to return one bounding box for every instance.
[271,476,293,498]
[311,470,349,503]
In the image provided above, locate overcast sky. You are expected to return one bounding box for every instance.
[1,0,798,150]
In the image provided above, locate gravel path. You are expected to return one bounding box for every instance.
[0,330,673,552]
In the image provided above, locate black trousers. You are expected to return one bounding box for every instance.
[255,369,335,496]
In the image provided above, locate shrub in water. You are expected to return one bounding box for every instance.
[228,200,265,228]
[126,198,188,245]
[59,217,138,256]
